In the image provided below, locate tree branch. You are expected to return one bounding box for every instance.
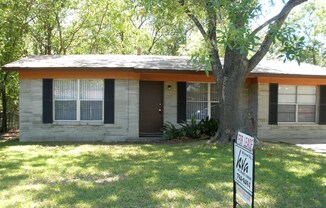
[179,0,223,76]
[64,16,88,53]
[205,0,223,75]
[248,0,308,71]
[147,25,164,54]
[55,12,64,54]
[179,0,207,38]
[90,1,110,53]
[251,0,307,37]
[251,14,279,37]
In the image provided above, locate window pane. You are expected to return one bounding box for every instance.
[55,101,77,120]
[297,95,316,104]
[278,104,295,122]
[80,101,103,120]
[186,102,208,120]
[279,94,296,103]
[279,85,296,94]
[297,86,316,94]
[186,83,207,101]
[54,80,78,99]
[211,103,219,119]
[80,80,104,100]
[298,105,316,122]
[210,84,218,101]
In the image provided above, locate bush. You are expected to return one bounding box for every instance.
[198,117,219,137]
[162,116,219,140]
[162,122,182,140]
[180,115,201,139]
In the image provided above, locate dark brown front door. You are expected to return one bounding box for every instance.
[139,81,163,136]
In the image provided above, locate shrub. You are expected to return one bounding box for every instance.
[179,115,201,139]
[162,116,219,140]
[198,117,219,137]
[162,122,182,140]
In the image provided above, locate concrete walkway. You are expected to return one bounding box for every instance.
[262,138,326,154]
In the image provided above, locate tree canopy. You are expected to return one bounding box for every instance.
[268,0,325,66]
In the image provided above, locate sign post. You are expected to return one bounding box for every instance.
[233,132,255,208]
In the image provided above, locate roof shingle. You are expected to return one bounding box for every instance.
[3,54,326,77]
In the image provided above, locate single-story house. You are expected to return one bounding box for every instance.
[3,55,326,142]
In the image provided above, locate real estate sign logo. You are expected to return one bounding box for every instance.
[233,132,255,207]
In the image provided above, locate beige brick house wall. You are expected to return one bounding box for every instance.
[19,79,140,142]
[256,83,326,140]
[19,79,180,142]
[21,79,324,142]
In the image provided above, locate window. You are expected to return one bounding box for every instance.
[278,85,316,122]
[186,83,218,120]
[54,79,104,121]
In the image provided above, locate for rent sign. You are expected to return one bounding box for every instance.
[233,132,255,208]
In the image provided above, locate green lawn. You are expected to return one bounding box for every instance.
[0,140,325,208]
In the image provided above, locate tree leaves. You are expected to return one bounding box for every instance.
[274,25,306,64]
[268,1,325,66]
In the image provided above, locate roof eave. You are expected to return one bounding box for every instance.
[249,73,326,79]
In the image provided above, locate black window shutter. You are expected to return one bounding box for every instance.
[269,83,278,125]
[104,79,115,124]
[177,82,187,123]
[319,85,326,124]
[43,79,53,124]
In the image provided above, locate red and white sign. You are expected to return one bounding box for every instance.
[236,132,254,151]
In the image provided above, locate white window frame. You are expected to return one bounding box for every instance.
[278,85,317,123]
[186,82,219,120]
[53,79,104,122]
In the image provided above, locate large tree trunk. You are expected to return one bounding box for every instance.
[209,51,250,144]
[215,78,243,143]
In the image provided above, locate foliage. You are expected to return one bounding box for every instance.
[0,0,29,132]
[268,1,326,66]
[162,121,182,140]
[198,117,219,137]
[274,25,306,63]
[23,0,192,55]
[162,116,219,140]
[179,115,201,139]
[0,140,325,207]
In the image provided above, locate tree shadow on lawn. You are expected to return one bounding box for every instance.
[43,144,233,207]
[0,140,233,207]
[255,142,326,208]
[0,140,325,207]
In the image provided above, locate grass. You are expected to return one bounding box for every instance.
[0,140,325,208]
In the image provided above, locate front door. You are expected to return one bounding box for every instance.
[139,81,163,136]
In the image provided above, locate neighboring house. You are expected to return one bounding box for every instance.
[3,55,326,142]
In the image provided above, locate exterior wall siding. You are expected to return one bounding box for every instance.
[19,79,139,142]
[257,83,326,140]
[21,79,325,142]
